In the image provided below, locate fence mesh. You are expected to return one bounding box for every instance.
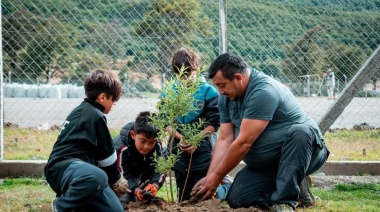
[1,0,380,161]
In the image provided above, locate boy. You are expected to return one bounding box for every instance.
[113,111,166,203]
[45,69,128,212]
[163,47,232,202]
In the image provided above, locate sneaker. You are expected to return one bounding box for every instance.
[221,175,234,185]
[298,175,315,207]
[272,204,294,212]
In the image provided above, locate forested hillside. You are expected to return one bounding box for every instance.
[2,0,379,88]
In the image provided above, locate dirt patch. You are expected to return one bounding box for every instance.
[312,175,380,190]
[121,175,380,211]
[123,197,262,212]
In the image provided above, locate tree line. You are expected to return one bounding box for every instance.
[2,0,379,89]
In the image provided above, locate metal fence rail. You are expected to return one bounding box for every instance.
[1,0,380,161]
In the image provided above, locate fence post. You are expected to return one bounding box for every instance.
[0,4,3,161]
[219,0,227,54]
[318,45,380,134]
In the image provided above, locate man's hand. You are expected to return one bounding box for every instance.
[192,174,220,201]
[112,176,129,197]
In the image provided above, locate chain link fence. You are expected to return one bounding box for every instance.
[1,0,380,161]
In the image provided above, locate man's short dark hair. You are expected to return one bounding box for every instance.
[134,111,160,139]
[208,52,248,80]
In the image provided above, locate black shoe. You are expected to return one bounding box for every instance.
[298,175,315,207]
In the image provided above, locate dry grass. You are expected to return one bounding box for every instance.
[3,127,120,160]
[1,128,379,211]
[323,129,380,161]
[3,127,380,161]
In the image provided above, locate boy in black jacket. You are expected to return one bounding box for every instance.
[45,70,128,212]
[113,111,166,203]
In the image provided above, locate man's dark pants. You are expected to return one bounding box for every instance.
[54,161,123,212]
[226,124,329,209]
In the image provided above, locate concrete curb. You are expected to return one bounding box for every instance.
[1,160,379,178]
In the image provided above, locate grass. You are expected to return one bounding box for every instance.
[1,128,379,210]
[2,127,120,160]
[2,127,380,161]
[297,183,380,211]
[323,130,380,161]
[1,177,379,211]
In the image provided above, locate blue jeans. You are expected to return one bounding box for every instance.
[54,161,123,212]
[216,183,231,200]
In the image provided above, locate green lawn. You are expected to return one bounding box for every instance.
[0,177,379,211]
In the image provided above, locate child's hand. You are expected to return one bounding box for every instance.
[112,176,129,197]
[179,142,197,154]
[144,183,159,197]
[135,180,159,201]
[135,188,145,201]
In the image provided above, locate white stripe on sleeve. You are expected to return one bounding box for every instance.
[97,151,117,167]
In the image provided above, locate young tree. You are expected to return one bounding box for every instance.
[150,67,207,203]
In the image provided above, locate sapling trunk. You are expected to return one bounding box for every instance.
[180,152,193,203]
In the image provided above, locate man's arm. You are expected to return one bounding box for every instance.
[212,119,269,179]
[196,118,269,200]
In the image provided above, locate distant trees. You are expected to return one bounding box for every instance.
[281,25,367,85]
[282,26,325,78]
[135,0,212,77]
[2,9,76,83]
[325,44,367,81]
[2,0,377,86]
[2,9,35,74]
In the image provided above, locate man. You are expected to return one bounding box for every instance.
[193,53,329,212]
[323,68,335,100]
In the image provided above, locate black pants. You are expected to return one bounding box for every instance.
[226,124,329,209]
[175,170,207,202]
[55,161,123,212]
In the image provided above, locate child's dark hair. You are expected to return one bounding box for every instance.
[171,47,200,75]
[84,69,122,101]
[134,111,160,139]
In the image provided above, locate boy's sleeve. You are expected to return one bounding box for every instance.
[122,164,140,193]
[93,117,121,185]
[203,87,220,131]
[151,171,166,189]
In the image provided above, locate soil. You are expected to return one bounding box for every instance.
[124,197,261,212]
[121,175,380,212]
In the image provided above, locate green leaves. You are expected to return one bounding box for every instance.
[150,66,208,203]
[180,118,208,147]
